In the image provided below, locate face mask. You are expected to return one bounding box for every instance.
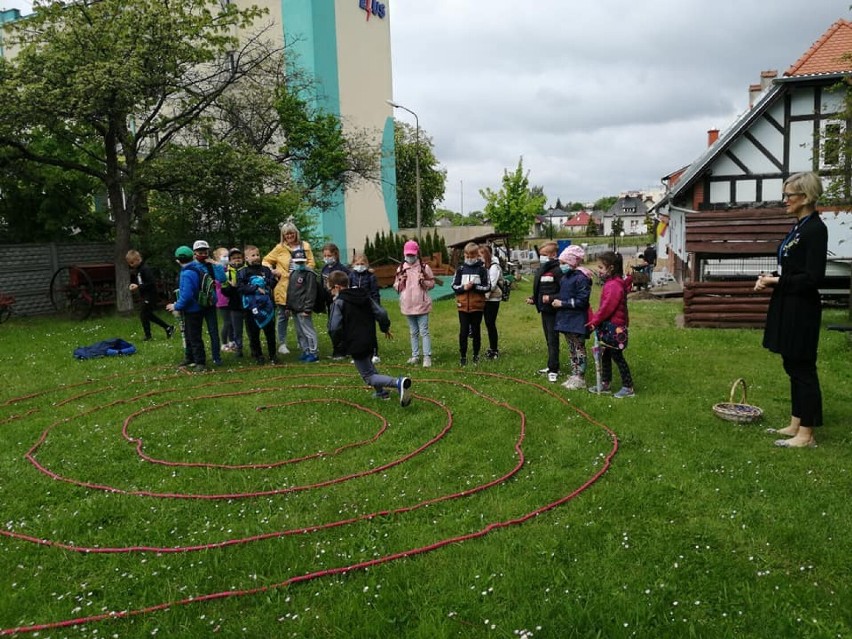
[323,257,336,266]
[404,255,417,264]
[560,264,573,273]
[464,258,477,266]
[353,265,367,273]
[540,255,551,264]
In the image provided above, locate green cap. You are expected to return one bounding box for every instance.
[174,245,193,259]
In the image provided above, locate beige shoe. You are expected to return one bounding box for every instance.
[561,375,586,390]
[422,356,432,368]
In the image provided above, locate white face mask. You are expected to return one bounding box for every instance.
[404,255,417,264]
[464,258,477,266]
[353,265,367,273]
[323,257,336,266]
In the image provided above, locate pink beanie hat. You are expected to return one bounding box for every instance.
[559,245,585,267]
[403,240,420,255]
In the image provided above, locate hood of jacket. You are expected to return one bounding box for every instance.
[339,286,371,308]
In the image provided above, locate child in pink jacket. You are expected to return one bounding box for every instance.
[393,240,436,367]
[587,251,635,398]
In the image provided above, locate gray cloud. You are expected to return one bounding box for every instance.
[390,0,850,210]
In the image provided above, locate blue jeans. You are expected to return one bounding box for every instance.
[406,314,431,358]
[276,304,289,346]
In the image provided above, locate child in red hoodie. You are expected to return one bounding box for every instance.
[587,251,634,398]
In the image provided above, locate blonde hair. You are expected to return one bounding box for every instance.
[213,247,228,261]
[352,252,370,265]
[540,241,558,256]
[463,242,479,256]
[125,249,141,262]
[279,222,300,243]
[784,172,823,206]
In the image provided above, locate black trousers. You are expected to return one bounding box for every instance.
[140,301,170,338]
[541,312,560,373]
[183,311,206,366]
[246,313,276,360]
[483,302,500,352]
[458,311,483,358]
[782,356,823,427]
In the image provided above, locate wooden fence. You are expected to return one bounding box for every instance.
[0,243,114,317]
[683,281,771,329]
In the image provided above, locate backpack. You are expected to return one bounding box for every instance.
[313,273,328,314]
[196,265,216,307]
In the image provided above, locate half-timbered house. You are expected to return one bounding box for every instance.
[656,18,852,328]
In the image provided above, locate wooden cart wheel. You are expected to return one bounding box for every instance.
[49,266,95,320]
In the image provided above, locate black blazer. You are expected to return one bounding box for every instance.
[762,212,828,359]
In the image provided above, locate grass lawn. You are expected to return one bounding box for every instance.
[0,281,849,638]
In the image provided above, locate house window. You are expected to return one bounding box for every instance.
[823,122,843,167]
[623,206,636,214]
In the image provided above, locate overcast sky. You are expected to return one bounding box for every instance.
[388,1,850,213]
[3,0,849,213]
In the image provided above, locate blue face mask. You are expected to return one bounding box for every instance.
[353,265,367,273]
[560,264,573,273]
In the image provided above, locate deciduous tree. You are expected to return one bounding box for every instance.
[479,158,546,245]
[392,121,446,230]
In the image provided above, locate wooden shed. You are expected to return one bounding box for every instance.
[683,208,788,328]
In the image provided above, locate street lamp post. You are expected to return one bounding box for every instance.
[386,99,421,240]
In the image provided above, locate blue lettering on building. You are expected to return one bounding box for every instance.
[359,0,386,20]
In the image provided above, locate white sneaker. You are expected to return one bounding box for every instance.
[422,356,432,368]
[371,355,381,364]
[561,375,586,390]
[278,344,290,355]
[547,372,559,383]
[538,367,550,375]
[406,356,419,365]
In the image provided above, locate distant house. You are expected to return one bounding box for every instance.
[534,208,570,237]
[563,210,592,235]
[656,18,852,327]
[603,193,649,237]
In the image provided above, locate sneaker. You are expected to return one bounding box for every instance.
[371,355,381,364]
[422,356,432,368]
[397,376,412,407]
[269,357,279,365]
[460,357,467,367]
[486,349,499,360]
[538,367,551,375]
[561,375,586,390]
[472,355,480,364]
[613,387,635,399]
[221,343,233,353]
[588,383,612,395]
[142,336,153,342]
[303,353,319,363]
[255,356,266,365]
[165,325,175,339]
[278,343,290,355]
[213,359,222,366]
[406,356,419,365]
[373,390,391,400]
[547,372,559,383]
[298,352,308,362]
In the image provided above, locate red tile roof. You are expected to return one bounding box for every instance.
[785,19,852,75]
[564,211,591,227]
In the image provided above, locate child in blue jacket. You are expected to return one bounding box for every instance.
[551,245,593,390]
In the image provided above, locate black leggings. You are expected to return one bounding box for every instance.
[782,356,822,427]
[458,311,483,358]
[483,302,500,352]
[601,347,633,389]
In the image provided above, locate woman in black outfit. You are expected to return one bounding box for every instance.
[755,172,828,448]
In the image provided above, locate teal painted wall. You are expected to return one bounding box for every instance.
[382,116,399,232]
[281,0,347,253]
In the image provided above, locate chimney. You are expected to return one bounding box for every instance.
[760,69,778,91]
[707,129,719,147]
[748,83,762,108]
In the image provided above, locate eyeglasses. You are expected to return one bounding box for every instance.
[781,192,804,200]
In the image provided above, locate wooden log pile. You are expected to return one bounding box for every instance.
[683,280,771,328]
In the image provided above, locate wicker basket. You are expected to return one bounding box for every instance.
[713,378,763,424]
